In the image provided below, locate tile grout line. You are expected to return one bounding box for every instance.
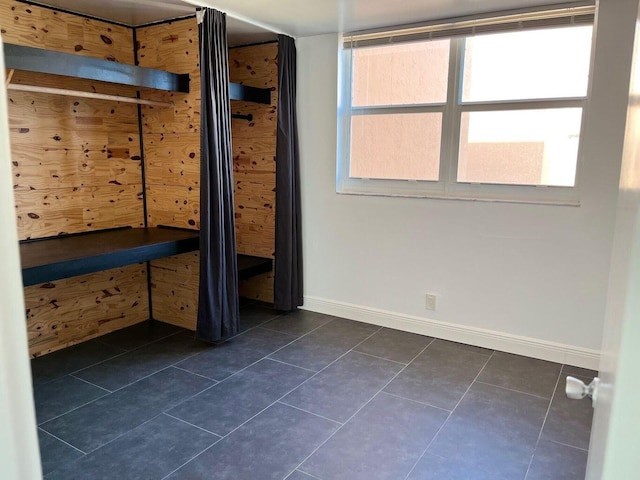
[54,330,192,389]
[171,365,222,382]
[162,318,348,414]
[350,349,409,366]
[474,379,553,401]
[67,329,187,378]
[257,315,334,336]
[403,350,496,480]
[163,412,224,438]
[523,367,564,480]
[38,391,112,427]
[166,316,384,411]
[77,413,173,456]
[277,400,344,425]
[93,327,185,351]
[547,438,589,452]
[36,309,270,387]
[38,427,87,456]
[161,324,384,480]
[68,374,113,393]
[380,391,452,413]
[285,336,436,480]
[265,357,319,373]
[294,468,324,479]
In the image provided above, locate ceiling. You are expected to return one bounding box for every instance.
[32,0,278,46]
[188,0,583,36]
[34,0,579,41]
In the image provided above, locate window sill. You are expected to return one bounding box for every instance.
[336,185,581,207]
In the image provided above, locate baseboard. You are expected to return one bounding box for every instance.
[302,296,600,370]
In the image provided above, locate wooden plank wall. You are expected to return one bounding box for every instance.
[1,0,149,356]
[136,18,201,330]
[230,43,278,303]
[138,19,278,329]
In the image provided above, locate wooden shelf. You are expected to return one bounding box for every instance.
[4,43,190,93]
[229,82,271,105]
[237,255,273,281]
[20,227,272,286]
[3,43,272,104]
[20,227,198,286]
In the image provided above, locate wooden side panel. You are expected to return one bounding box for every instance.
[137,19,200,329]
[1,0,149,356]
[25,265,149,357]
[149,253,199,330]
[0,0,134,62]
[139,23,279,328]
[14,185,143,239]
[230,43,278,302]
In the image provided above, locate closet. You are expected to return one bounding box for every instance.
[2,0,278,356]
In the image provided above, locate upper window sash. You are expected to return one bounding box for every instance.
[343,2,595,47]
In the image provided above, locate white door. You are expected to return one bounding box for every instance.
[0,39,42,479]
[585,7,640,479]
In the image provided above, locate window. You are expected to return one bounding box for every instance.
[338,5,595,204]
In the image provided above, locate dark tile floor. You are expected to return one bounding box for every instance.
[31,303,595,479]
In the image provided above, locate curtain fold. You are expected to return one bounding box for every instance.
[274,35,303,311]
[196,8,239,342]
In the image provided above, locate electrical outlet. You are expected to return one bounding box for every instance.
[425,294,437,311]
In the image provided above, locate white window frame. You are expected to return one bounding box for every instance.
[337,5,596,206]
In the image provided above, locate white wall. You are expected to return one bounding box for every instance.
[296,0,638,368]
[0,38,42,479]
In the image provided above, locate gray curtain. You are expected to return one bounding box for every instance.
[196,8,239,341]
[274,35,303,311]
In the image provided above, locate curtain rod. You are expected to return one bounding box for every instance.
[5,83,174,108]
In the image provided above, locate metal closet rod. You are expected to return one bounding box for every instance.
[5,78,174,108]
[232,113,253,121]
[5,71,256,118]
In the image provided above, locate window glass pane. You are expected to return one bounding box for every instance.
[352,40,450,106]
[462,26,592,102]
[457,108,582,186]
[350,113,442,181]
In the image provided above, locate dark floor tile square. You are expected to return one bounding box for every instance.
[239,297,258,308]
[430,338,493,357]
[269,319,379,371]
[34,375,109,424]
[46,414,219,480]
[407,453,497,480]
[526,439,588,480]
[310,318,381,347]
[477,352,561,398]
[354,327,432,364]
[260,309,334,336]
[95,321,184,351]
[302,392,448,480]
[428,382,549,480]
[238,304,282,332]
[38,429,84,476]
[282,351,403,422]
[541,375,594,450]
[169,359,313,435]
[562,364,598,379]
[176,328,297,381]
[167,403,339,480]
[384,341,489,410]
[73,333,210,390]
[268,336,348,372]
[31,341,125,387]
[41,367,214,453]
